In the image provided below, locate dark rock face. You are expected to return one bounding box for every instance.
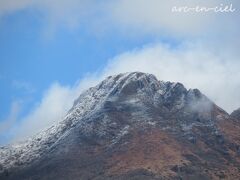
[231,108,240,120]
[0,72,240,180]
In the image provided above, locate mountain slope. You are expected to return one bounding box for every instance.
[0,72,240,180]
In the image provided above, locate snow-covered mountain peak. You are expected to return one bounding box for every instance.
[0,72,220,174]
[73,72,161,103]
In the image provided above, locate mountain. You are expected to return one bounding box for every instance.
[0,72,240,180]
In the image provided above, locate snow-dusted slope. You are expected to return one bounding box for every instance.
[0,72,160,170]
[0,72,230,176]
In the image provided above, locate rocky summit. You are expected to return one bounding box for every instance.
[230,108,240,121]
[0,72,240,180]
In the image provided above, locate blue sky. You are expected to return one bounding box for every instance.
[0,9,155,118]
[0,0,240,144]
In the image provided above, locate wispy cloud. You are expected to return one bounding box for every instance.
[107,0,240,36]
[1,1,239,38]
[0,0,239,59]
[0,0,101,36]
[11,82,78,141]
[0,0,33,15]
[11,78,99,141]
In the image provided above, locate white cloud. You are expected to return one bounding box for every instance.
[12,77,100,141]
[0,0,33,15]
[107,0,239,36]
[107,0,214,36]
[105,0,240,60]
[12,82,79,141]
[0,0,239,58]
[0,0,100,36]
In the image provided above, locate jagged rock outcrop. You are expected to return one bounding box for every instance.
[230,108,240,120]
[0,72,240,180]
